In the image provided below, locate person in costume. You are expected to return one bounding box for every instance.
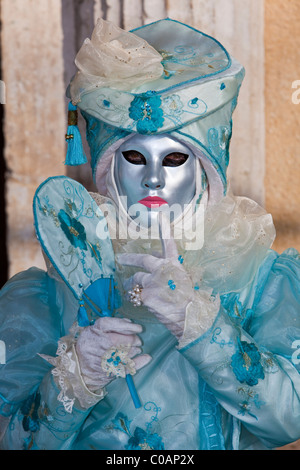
[0,18,300,451]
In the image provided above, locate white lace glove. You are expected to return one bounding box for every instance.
[75,316,151,392]
[118,218,220,345]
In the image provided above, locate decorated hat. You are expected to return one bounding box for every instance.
[66,18,244,201]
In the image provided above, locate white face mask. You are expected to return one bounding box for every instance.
[113,134,197,227]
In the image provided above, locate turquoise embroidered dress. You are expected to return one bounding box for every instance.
[0,179,299,450]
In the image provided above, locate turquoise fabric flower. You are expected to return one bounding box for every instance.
[125,427,164,450]
[112,412,164,450]
[58,209,87,251]
[231,341,265,386]
[111,413,132,434]
[129,92,164,134]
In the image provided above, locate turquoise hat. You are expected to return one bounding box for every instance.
[67,18,244,199]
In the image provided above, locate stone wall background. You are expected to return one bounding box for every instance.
[1,0,66,279]
[265,0,300,254]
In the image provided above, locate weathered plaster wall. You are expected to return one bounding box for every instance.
[265,0,300,253]
[1,0,66,276]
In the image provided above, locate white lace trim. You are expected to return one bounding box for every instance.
[178,290,220,349]
[40,333,106,413]
[101,345,136,378]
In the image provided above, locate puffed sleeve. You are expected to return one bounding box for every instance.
[0,268,97,450]
[0,268,59,415]
[178,249,300,449]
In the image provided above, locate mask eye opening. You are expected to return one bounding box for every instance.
[162,152,189,167]
[122,150,146,165]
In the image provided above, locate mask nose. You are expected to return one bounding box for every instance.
[142,162,165,190]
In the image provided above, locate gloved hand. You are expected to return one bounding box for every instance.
[117,218,195,340]
[75,316,151,393]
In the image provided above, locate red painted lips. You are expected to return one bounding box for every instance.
[138,196,168,208]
